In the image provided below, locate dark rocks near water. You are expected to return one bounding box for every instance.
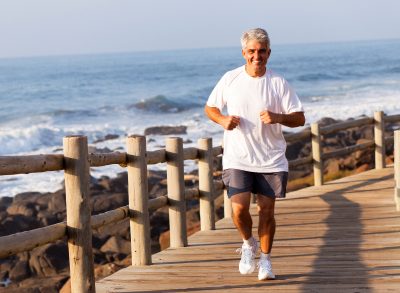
[144,125,187,136]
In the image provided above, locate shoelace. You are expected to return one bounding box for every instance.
[236,246,254,263]
[257,257,272,270]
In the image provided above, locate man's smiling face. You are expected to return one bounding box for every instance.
[242,40,271,77]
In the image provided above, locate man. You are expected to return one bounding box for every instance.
[205,28,305,281]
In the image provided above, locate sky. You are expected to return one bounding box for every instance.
[1,0,400,58]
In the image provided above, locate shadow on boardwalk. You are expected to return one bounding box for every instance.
[300,177,380,293]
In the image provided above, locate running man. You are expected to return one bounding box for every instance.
[205,28,305,280]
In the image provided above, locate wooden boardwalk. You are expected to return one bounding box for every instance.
[96,168,400,292]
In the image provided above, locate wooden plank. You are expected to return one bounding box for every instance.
[319,117,374,135]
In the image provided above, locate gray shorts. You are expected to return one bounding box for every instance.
[222,169,288,199]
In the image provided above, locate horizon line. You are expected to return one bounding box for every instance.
[0,36,399,61]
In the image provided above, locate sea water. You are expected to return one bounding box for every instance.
[1,39,400,196]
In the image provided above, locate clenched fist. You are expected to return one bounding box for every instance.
[221,115,240,130]
[260,110,282,124]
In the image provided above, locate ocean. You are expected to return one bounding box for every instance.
[1,39,400,197]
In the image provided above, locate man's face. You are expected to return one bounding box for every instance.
[242,40,271,75]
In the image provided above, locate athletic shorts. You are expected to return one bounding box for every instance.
[222,169,288,199]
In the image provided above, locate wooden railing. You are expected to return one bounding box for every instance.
[395,130,400,211]
[1,110,400,292]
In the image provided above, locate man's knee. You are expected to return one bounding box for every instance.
[232,204,250,219]
[258,207,275,221]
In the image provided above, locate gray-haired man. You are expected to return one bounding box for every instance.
[205,28,305,280]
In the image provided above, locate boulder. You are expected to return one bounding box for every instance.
[0,215,42,236]
[0,196,13,212]
[29,242,68,277]
[9,260,30,282]
[7,202,37,217]
[144,125,187,136]
[91,192,127,214]
[100,236,131,255]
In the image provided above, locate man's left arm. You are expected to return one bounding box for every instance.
[260,110,305,128]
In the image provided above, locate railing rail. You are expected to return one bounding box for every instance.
[1,110,400,291]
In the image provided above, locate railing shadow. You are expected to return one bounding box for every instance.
[300,178,375,292]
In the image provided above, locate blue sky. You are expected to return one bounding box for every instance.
[1,0,399,58]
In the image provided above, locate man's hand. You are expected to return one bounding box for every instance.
[221,115,240,130]
[260,109,305,127]
[204,105,240,130]
[260,110,281,124]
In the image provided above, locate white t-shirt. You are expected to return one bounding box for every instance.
[207,65,304,172]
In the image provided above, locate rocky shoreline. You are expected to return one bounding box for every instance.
[0,116,398,292]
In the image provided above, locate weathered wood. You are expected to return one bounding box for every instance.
[91,206,129,229]
[212,146,223,157]
[319,117,374,135]
[166,137,188,247]
[146,149,166,164]
[374,111,386,169]
[284,127,311,143]
[322,140,374,160]
[395,130,400,211]
[223,189,232,218]
[127,135,152,266]
[0,222,66,258]
[0,154,64,175]
[198,138,216,231]
[289,155,313,168]
[89,152,126,167]
[385,114,400,123]
[183,147,198,160]
[149,196,168,212]
[311,123,323,186]
[63,136,95,293]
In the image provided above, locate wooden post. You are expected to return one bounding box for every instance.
[395,130,400,211]
[223,189,232,218]
[374,111,386,169]
[311,123,323,186]
[127,135,151,265]
[166,137,188,247]
[198,138,216,230]
[63,136,95,293]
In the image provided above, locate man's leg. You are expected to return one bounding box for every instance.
[257,194,276,280]
[231,192,252,240]
[257,195,275,253]
[231,192,258,274]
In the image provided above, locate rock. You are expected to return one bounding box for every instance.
[47,191,66,214]
[7,202,37,217]
[100,236,131,255]
[9,260,30,282]
[93,134,120,143]
[0,196,13,212]
[0,215,42,236]
[29,242,68,277]
[91,193,128,214]
[144,125,187,136]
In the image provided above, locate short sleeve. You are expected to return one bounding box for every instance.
[206,74,227,111]
[279,79,304,114]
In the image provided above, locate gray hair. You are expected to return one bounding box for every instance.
[241,28,270,50]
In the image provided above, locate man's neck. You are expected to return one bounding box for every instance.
[245,65,266,77]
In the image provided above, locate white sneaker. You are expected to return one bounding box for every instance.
[258,253,275,280]
[236,240,258,274]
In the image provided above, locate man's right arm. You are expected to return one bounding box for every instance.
[204,105,240,130]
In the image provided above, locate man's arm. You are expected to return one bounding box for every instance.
[204,105,240,130]
[260,110,305,128]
